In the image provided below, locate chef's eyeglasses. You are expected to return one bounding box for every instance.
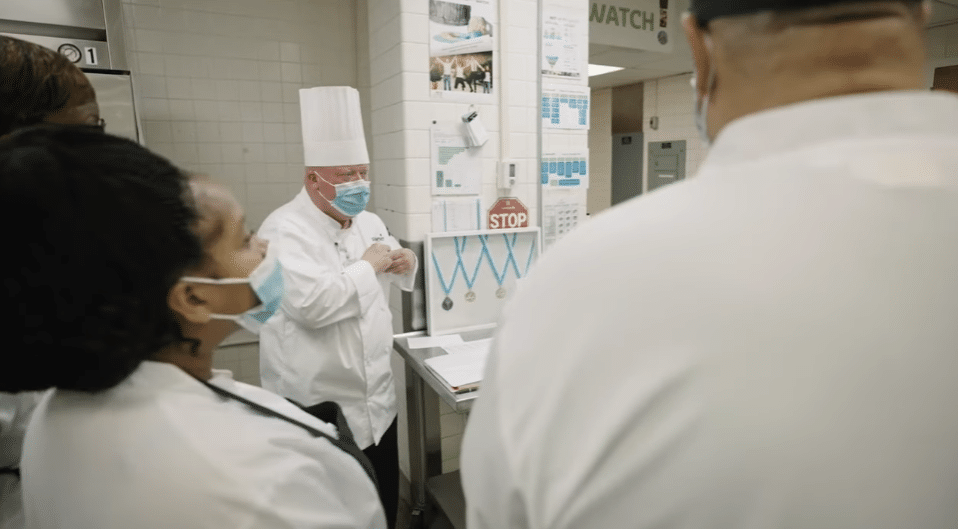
[78,118,105,132]
[332,168,369,183]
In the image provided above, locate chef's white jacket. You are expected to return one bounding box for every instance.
[0,393,39,529]
[259,188,417,449]
[20,361,384,529]
[462,91,958,529]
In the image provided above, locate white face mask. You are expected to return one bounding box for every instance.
[181,245,285,334]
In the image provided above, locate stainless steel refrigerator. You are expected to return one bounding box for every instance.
[1,0,141,142]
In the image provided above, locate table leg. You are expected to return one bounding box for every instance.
[405,363,442,527]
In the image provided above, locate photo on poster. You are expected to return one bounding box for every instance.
[430,52,493,97]
[429,0,496,102]
[429,0,495,56]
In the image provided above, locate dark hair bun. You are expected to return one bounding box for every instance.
[1,126,203,392]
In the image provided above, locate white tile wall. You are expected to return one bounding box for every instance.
[366,0,560,476]
[121,0,362,230]
[588,88,613,215]
[119,0,368,387]
[211,342,260,386]
[367,0,541,244]
[642,73,707,184]
[540,0,591,248]
[925,22,958,86]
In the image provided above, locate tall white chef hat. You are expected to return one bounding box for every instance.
[299,86,369,167]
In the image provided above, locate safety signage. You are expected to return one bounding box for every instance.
[487,198,529,229]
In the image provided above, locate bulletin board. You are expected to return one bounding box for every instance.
[425,227,541,336]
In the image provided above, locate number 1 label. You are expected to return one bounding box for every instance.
[84,47,99,66]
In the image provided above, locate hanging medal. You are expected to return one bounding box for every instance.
[479,234,509,300]
[432,242,463,311]
[456,236,483,302]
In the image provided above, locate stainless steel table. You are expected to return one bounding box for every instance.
[394,328,494,529]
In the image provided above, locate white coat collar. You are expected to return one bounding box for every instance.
[121,360,235,395]
[705,91,958,169]
[293,187,354,237]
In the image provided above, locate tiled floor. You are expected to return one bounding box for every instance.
[395,498,455,529]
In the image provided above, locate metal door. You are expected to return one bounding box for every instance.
[611,132,643,206]
[85,72,140,143]
[647,140,686,191]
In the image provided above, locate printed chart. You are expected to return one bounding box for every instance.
[542,7,586,79]
[541,84,590,129]
[541,150,589,188]
[542,195,586,249]
[431,123,482,195]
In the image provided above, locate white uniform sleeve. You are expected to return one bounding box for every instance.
[461,351,531,529]
[244,439,386,529]
[1,392,41,529]
[383,233,418,292]
[267,223,382,330]
[0,393,40,468]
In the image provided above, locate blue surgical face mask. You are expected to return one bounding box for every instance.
[691,58,717,147]
[319,174,371,217]
[181,245,285,334]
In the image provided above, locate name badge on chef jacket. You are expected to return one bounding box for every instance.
[371,235,384,242]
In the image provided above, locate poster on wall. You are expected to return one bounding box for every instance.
[542,84,590,130]
[432,197,483,232]
[589,0,674,52]
[541,150,589,189]
[542,7,587,79]
[428,0,497,103]
[431,123,483,196]
[542,192,586,249]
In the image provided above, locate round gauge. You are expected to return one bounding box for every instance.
[57,43,82,63]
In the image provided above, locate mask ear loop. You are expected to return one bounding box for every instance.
[693,34,717,144]
[310,170,338,203]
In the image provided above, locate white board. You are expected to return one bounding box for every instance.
[425,227,541,335]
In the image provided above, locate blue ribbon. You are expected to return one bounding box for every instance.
[431,237,466,296]
[456,236,484,291]
[478,235,507,286]
[523,236,537,277]
[502,234,522,279]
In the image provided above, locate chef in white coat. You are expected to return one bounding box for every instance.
[462,1,958,528]
[258,86,416,529]
[5,127,384,529]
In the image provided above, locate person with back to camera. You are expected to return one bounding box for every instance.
[0,35,103,529]
[461,1,958,528]
[1,126,385,529]
[258,86,417,529]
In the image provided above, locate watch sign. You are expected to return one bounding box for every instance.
[488,198,529,229]
[589,0,673,52]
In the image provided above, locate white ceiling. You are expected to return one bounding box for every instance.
[588,0,958,89]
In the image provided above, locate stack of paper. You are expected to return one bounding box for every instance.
[423,339,493,393]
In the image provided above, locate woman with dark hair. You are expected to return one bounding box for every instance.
[1,126,384,529]
[0,35,102,529]
[0,36,101,136]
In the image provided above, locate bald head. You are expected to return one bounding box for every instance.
[685,1,929,140]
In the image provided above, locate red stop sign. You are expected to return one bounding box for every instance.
[488,198,529,229]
